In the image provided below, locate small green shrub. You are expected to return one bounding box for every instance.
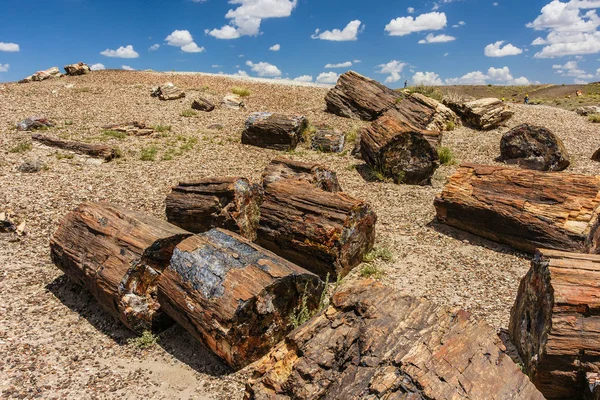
[409,85,443,102]
[181,109,197,118]
[446,121,456,131]
[127,331,158,349]
[360,264,384,279]
[102,130,127,139]
[437,146,456,165]
[363,247,394,263]
[346,127,360,143]
[345,164,358,171]
[140,146,158,161]
[302,124,317,142]
[64,120,74,126]
[153,124,171,133]
[231,86,251,97]
[289,283,312,329]
[179,137,198,151]
[55,152,74,160]
[589,114,600,123]
[9,142,32,153]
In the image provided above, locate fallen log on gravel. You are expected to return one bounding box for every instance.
[64,62,91,76]
[101,121,154,136]
[191,97,215,112]
[382,107,443,147]
[257,180,376,279]
[444,97,513,130]
[241,112,308,151]
[246,280,544,400]
[360,115,439,185]
[510,249,600,400]
[32,133,119,161]
[325,71,400,120]
[151,82,185,100]
[50,202,191,332]
[392,93,459,132]
[261,157,341,192]
[165,177,262,241]
[435,164,600,253]
[311,129,345,153]
[158,229,323,370]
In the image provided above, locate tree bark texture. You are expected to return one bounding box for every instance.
[32,133,119,161]
[261,157,342,192]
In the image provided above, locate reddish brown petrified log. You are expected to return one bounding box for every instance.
[382,107,443,148]
[157,229,323,370]
[261,157,341,192]
[165,177,262,240]
[246,280,544,400]
[435,164,600,253]
[50,202,191,332]
[32,133,119,161]
[241,112,308,151]
[510,249,600,400]
[257,180,376,279]
[392,92,459,132]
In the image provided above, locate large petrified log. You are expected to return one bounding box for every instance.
[257,180,376,279]
[165,177,262,241]
[360,115,439,185]
[382,107,443,147]
[241,112,308,151]
[434,164,600,253]
[325,71,400,121]
[509,249,600,400]
[50,202,191,332]
[64,62,91,76]
[158,229,323,370]
[32,133,119,161]
[392,93,459,132]
[261,157,341,192]
[499,123,570,171]
[246,280,544,400]
[445,97,514,130]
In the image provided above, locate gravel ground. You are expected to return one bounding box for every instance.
[1,70,599,399]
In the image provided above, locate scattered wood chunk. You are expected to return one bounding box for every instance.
[257,180,376,279]
[19,67,63,83]
[444,97,514,130]
[325,71,400,120]
[191,97,215,112]
[101,121,154,136]
[392,93,459,132]
[435,164,600,253]
[151,82,185,100]
[221,94,245,109]
[165,177,263,241]
[246,280,544,400]
[261,157,341,192]
[576,106,600,116]
[64,62,91,76]
[50,202,191,332]
[32,134,119,161]
[311,129,345,153]
[509,249,600,400]
[360,115,439,185]
[158,229,324,370]
[16,116,54,131]
[241,112,308,151]
[588,373,600,400]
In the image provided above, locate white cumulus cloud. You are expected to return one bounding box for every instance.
[0,63,9,72]
[149,44,160,51]
[445,66,531,85]
[269,44,281,51]
[100,45,139,58]
[325,61,353,68]
[408,7,415,13]
[122,65,135,70]
[412,71,443,85]
[316,72,339,84]
[0,42,19,52]
[377,60,408,83]
[246,60,282,76]
[484,41,524,56]
[385,12,447,36]
[312,20,363,41]
[165,30,205,53]
[293,75,313,82]
[418,33,456,43]
[90,63,105,70]
[181,42,205,53]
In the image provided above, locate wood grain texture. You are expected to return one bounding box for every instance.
[32,134,119,161]
[157,229,323,370]
[444,98,514,130]
[391,93,458,133]
[246,280,544,400]
[435,164,600,253]
[241,112,308,151]
[509,249,600,399]
[261,157,341,192]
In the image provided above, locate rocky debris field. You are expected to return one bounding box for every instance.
[1,70,600,399]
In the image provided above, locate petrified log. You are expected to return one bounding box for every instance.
[435,164,600,253]
[151,82,185,100]
[157,229,323,370]
[241,112,308,151]
[101,121,154,136]
[383,107,443,148]
[499,123,570,171]
[577,106,600,116]
[311,129,345,153]
[257,180,376,279]
[32,134,119,161]
[588,373,600,400]
[49,202,191,332]
[221,94,245,109]
[20,67,63,83]
[191,97,215,112]
[392,93,459,132]
[445,97,513,130]
[64,62,91,76]
[509,249,600,399]
[165,177,262,241]
[246,280,544,400]
[360,115,439,185]
[261,157,341,192]
[325,71,400,121]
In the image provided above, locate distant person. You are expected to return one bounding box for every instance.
[524,94,529,105]
[404,80,408,88]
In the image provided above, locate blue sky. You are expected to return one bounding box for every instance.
[1,0,599,87]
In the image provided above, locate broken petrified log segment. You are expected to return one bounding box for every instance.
[101,121,154,136]
[588,373,600,400]
[165,177,263,241]
[64,62,91,76]
[392,92,459,132]
[32,133,119,161]
[435,164,600,253]
[509,249,600,400]
[310,129,345,153]
[382,107,443,148]
[151,82,185,100]
[49,202,191,332]
[191,97,215,112]
[499,123,570,171]
[261,157,341,192]
[246,280,544,400]
[158,229,324,370]
[324,71,400,121]
[241,112,308,151]
[444,97,514,130]
[360,115,440,185]
[257,180,376,279]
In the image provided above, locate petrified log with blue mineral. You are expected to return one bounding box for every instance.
[157,228,324,370]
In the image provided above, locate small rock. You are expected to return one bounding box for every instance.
[16,117,54,131]
[18,160,45,173]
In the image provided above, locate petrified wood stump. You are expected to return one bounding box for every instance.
[32,134,119,161]
[261,157,341,192]
[50,202,191,332]
[157,229,324,370]
[165,177,262,241]
[311,129,345,153]
[510,249,600,400]
[241,112,308,151]
[245,280,544,400]
[257,180,376,279]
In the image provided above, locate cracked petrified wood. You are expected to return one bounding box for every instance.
[445,98,513,130]
[324,71,400,121]
[257,180,376,279]
[382,106,443,148]
[435,164,600,253]
[311,129,345,153]
[261,157,341,192]
[392,92,459,133]
[509,249,600,400]
[191,97,215,112]
[50,202,191,332]
[245,280,544,400]
[360,114,440,185]
[165,177,262,241]
[32,133,119,161]
[157,229,323,370]
[241,112,308,151]
[64,62,91,76]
